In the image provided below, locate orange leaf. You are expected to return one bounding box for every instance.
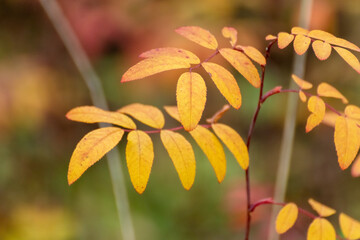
[139,47,200,64]
[222,27,237,47]
[351,154,360,177]
[299,90,307,102]
[275,203,298,234]
[202,62,242,109]
[175,26,218,50]
[265,34,277,41]
[306,96,326,133]
[68,127,124,185]
[277,32,294,49]
[308,198,336,217]
[118,103,165,129]
[219,48,261,88]
[308,30,360,52]
[312,41,332,60]
[126,130,154,194]
[307,218,336,240]
[66,106,136,129]
[164,106,180,122]
[212,123,249,170]
[339,213,360,240]
[160,130,196,190]
[121,56,190,82]
[317,82,348,104]
[190,126,226,182]
[345,105,360,120]
[176,72,207,131]
[322,111,339,127]
[237,45,266,65]
[206,104,231,124]
[335,116,360,170]
[291,26,309,35]
[334,47,360,73]
[292,74,313,89]
[293,35,311,55]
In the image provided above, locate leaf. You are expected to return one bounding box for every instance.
[118,103,165,129]
[308,30,360,52]
[308,198,336,217]
[345,105,360,120]
[307,218,336,240]
[339,213,360,240]
[351,154,360,177]
[275,203,298,234]
[265,34,277,41]
[176,72,207,131]
[212,123,249,170]
[206,104,231,124]
[237,45,266,65]
[322,111,339,127]
[126,130,154,194]
[202,62,242,109]
[306,96,326,133]
[219,48,261,88]
[277,32,294,49]
[121,56,190,82]
[164,106,181,122]
[190,125,226,182]
[66,106,136,129]
[292,74,313,89]
[160,130,196,190]
[299,90,307,102]
[139,47,200,64]
[334,47,360,73]
[293,34,311,55]
[291,26,309,35]
[312,41,332,60]
[222,27,237,47]
[317,82,348,104]
[334,116,360,170]
[175,26,218,50]
[68,127,124,185]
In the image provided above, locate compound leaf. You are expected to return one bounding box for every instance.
[308,199,336,217]
[139,47,200,64]
[175,26,218,50]
[306,96,326,133]
[339,213,360,240]
[334,47,360,74]
[307,218,336,240]
[222,27,237,47]
[312,41,332,60]
[277,32,294,49]
[294,34,311,55]
[317,82,348,104]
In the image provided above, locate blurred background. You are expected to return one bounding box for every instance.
[0,0,359,239]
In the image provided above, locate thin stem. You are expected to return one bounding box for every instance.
[39,1,135,239]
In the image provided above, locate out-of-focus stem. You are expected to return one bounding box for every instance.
[39,1,135,239]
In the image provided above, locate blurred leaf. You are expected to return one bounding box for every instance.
[345,105,360,120]
[299,90,307,102]
[292,74,313,89]
[175,26,218,50]
[164,106,180,122]
[351,154,360,178]
[291,26,309,35]
[333,47,360,73]
[306,96,325,133]
[293,35,311,55]
[308,198,336,217]
[222,27,237,47]
[139,47,200,64]
[275,203,298,234]
[339,213,360,240]
[317,82,348,104]
[307,218,336,240]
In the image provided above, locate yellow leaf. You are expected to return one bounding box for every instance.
[339,213,360,240]
[308,30,360,52]
[334,47,360,74]
[121,56,190,82]
[308,199,336,217]
[212,123,249,170]
[139,47,200,64]
[277,32,294,49]
[118,103,165,129]
[237,45,266,65]
[160,130,196,190]
[351,154,360,177]
[202,62,242,109]
[222,27,237,47]
[66,106,136,129]
[206,104,231,124]
[175,26,218,50]
[219,48,261,88]
[190,125,226,182]
[307,218,336,240]
[164,106,180,122]
[176,72,207,131]
[68,127,124,185]
[265,34,277,41]
[291,26,309,35]
[317,82,348,104]
[306,96,326,133]
[126,130,154,194]
[345,105,360,120]
[275,203,298,234]
[299,90,307,102]
[292,74,313,89]
[322,111,338,127]
[294,35,311,55]
[335,116,360,170]
[312,41,332,60]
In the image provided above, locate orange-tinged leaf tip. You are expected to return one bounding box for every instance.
[345,105,360,120]
[334,47,360,74]
[351,154,360,177]
[68,127,124,185]
[164,106,181,122]
[335,116,360,170]
[317,82,348,104]
[307,218,336,240]
[175,26,218,50]
[237,45,266,65]
[339,213,360,240]
[176,72,207,131]
[126,130,154,194]
[277,32,294,49]
[292,74,313,89]
[190,126,226,182]
[306,96,325,133]
[212,123,249,170]
[265,34,277,41]
[312,40,332,60]
[139,47,200,64]
[275,203,298,234]
[160,130,196,190]
[291,26,309,35]
[219,48,260,88]
[308,198,336,217]
[202,62,241,109]
[121,56,190,82]
[299,90,307,102]
[118,103,165,129]
[222,27,238,47]
[293,34,311,55]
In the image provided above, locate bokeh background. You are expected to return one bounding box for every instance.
[0,0,359,239]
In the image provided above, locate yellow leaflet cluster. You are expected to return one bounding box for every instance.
[66,104,249,194]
